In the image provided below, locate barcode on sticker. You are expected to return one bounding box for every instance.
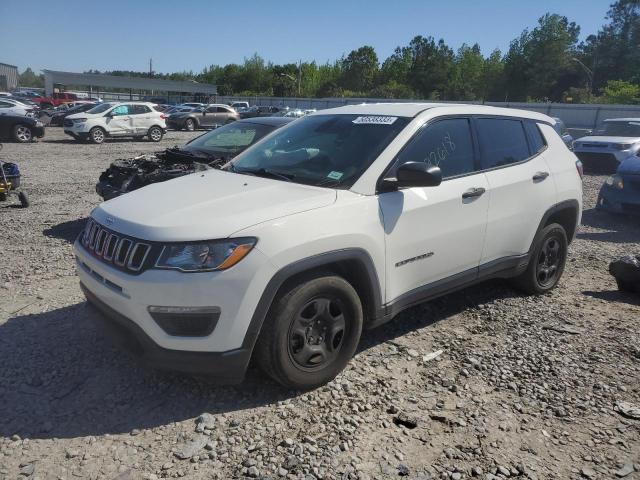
[352,116,398,125]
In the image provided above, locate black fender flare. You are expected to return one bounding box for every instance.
[529,199,580,253]
[240,248,383,354]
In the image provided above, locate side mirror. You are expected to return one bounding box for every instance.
[380,162,442,191]
[396,162,442,188]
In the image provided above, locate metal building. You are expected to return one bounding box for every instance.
[42,70,217,99]
[0,63,19,91]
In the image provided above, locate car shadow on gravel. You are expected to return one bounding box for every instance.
[0,302,294,440]
[357,279,519,352]
[0,279,520,441]
[43,218,87,243]
[582,289,640,306]
[578,208,640,244]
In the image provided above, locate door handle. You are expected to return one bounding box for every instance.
[462,187,486,199]
[532,171,549,181]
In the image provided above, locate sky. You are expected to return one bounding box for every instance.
[1,0,612,75]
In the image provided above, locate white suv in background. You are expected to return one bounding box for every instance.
[75,103,583,389]
[64,102,166,144]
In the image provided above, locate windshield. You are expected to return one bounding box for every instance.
[229,114,409,188]
[87,103,114,114]
[592,120,640,137]
[186,121,275,156]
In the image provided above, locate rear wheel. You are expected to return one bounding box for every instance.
[148,126,163,142]
[255,274,363,390]
[185,119,195,131]
[89,127,106,144]
[514,223,568,294]
[18,191,29,208]
[13,124,33,143]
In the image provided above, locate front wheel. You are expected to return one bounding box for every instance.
[514,223,568,294]
[13,124,33,143]
[185,119,195,131]
[148,126,163,142]
[255,274,363,390]
[89,127,106,144]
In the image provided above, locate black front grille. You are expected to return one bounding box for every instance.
[63,119,73,127]
[575,152,619,175]
[80,219,160,274]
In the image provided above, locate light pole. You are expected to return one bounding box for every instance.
[572,58,594,95]
[278,72,299,96]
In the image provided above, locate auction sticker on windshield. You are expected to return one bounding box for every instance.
[352,116,398,125]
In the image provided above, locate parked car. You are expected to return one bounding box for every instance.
[75,103,582,389]
[573,118,640,174]
[48,102,99,126]
[31,92,79,109]
[166,104,239,131]
[64,102,166,144]
[0,99,35,117]
[230,101,250,111]
[552,117,574,150]
[0,92,12,97]
[13,90,44,99]
[0,114,45,142]
[239,105,281,118]
[96,117,294,200]
[597,153,640,216]
[180,102,205,108]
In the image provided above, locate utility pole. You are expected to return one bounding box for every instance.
[297,60,301,97]
[149,58,153,78]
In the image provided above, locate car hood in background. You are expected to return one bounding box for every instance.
[92,169,337,242]
[618,155,640,175]
[575,136,640,145]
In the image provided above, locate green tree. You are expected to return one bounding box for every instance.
[504,14,580,101]
[449,43,484,100]
[18,67,44,88]
[340,46,379,92]
[600,79,640,103]
[407,36,454,99]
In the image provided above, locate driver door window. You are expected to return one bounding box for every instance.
[394,118,477,178]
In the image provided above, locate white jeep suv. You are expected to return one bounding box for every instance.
[64,102,166,144]
[74,103,583,389]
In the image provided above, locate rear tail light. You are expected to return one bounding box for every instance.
[160,114,166,119]
[576,160,584,179]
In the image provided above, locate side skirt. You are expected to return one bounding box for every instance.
[368,253,529,329]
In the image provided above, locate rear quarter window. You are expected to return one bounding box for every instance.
[524,122,547,154]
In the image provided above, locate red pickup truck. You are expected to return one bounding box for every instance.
[32,92,79,108]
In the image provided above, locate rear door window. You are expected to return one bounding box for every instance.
[476,118,530,169]
[395,118,477,179]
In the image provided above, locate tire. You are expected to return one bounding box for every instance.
[148,126,163,142]
[89,127,106,144]
[514,223,568,294]
[18,191,29,208]
[185,119,195,131]
[255,274,363,390]
[13,124,33,143]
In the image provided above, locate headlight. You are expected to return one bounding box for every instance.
[73,118,87,123]
[155,237,257,272]
[605,174,624,189]
[614,144,632,150]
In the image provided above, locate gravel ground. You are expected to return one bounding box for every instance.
[0,128,638,480]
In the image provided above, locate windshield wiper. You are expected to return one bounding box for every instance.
[234,167,294,182]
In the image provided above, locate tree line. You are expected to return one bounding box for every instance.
[18,0,640,104]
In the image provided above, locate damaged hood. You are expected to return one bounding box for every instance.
[92,169,337,242]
